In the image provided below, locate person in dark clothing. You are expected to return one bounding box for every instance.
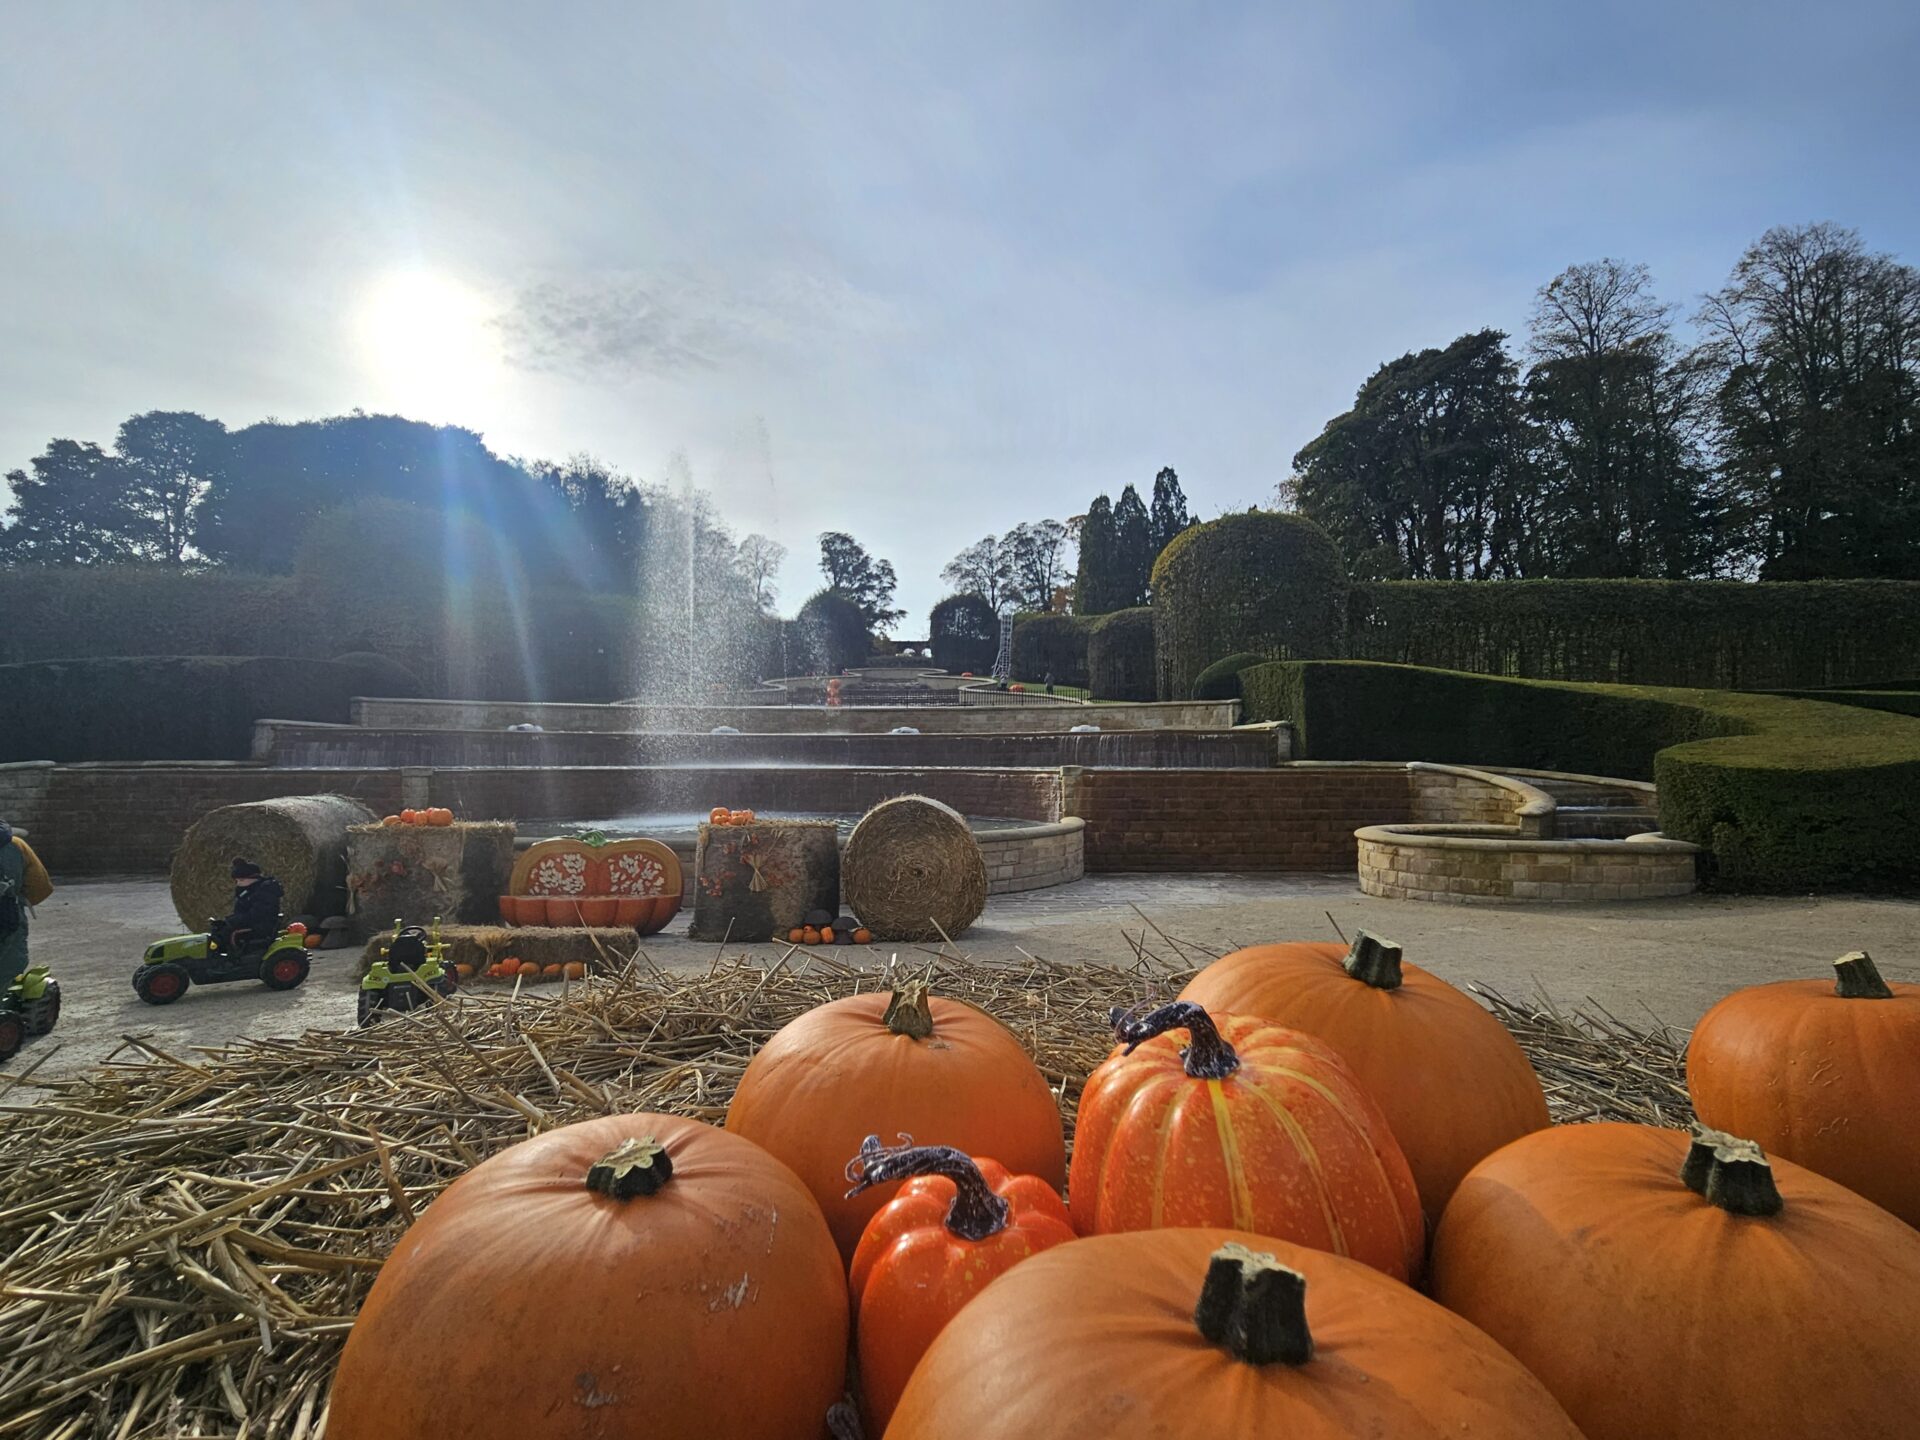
[215,858,284,953]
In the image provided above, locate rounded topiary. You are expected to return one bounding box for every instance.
[1010,613,1094,689]
[330,651,424,698]
[794,589,873,675]
[929,593,998,677]
[1151,512,1347,700]
[1087,607,1157,701]
[1192,651,1266,701]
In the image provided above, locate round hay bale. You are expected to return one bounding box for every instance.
[842,796,987,942]
[170,794,376,930]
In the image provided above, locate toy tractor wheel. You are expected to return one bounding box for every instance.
[22,979,60,1036]
[0,1011,23,1062]
[133,963,191,1006]
[261,951,311,991]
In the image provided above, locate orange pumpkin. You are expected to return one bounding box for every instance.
[498,957,523,975]
[561,962,587,981]
[542,963,566,980]
[426,807,455,826]
[329,1116,848,1439]
[730,809,755,825]
[847,1137,1075,1432]
[399,808,419,825]
[1180,934,1549,1220]
[1687,950,1920,1226]
[820,926,836,944]
[454,963,476,980]
[709,806,731,825]
[726,982,1067,1262]
[787,927,806,944]
[853,928,873,945]
[1069,1001,1424,1282]
[887,1229,1584,1439]
[303,931,325,949]
[380,814,403,827]
[1432,1124,1920,1440]
[801,927,821,945]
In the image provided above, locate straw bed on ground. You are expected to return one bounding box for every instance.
[0,947,1690,1439]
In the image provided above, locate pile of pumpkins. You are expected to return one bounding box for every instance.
[789,909,875,946]
[326,939,1920,1440]
[454,957,588,983]
[378,807,456,827]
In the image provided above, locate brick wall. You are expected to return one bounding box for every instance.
[29,765,405,874]
[353,697,1242,734]
[1066,765,1412,872]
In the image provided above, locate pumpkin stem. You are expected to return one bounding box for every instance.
[1194,1243,1313,1366]
[882,981,936,1039]
[843,1134,1011,1241]
[1343,931,1404,990]
[1833,951,1894,1000]
[1109,1000,1240,1080]
[1680,1127,1784,1217]
[585,1136,674,1199]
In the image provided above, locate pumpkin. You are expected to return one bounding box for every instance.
[328,1116,848,1439]
[1687,950,1920,1226]
[731,809,755,825]
[709,806,731,825]
[542,963,566,980]
[1179,933,1550,1220]
[1431,1123,1920,1440]
[426,807,454,826]
[380,814,402,827]
[454,963,476,980]
[726,982,1067,1262]
[303,931,325,950]
[788,927,806,944]
[561,962,587,981]
[886,1228,1584,1439]
[853,928,873,945]
[846,1137,1075,1432]
[399,808,419,825]
[820,926,836,944]
[1069,1001,1423,1282]
[498,957,523,975]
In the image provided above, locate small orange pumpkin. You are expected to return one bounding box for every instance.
[709,806,732,825]
[854,927,873,945]
[562,962,588,981]
[303,931,325,949]
[732,809,756,825]
[542,963,566,979]
[821,926,836,944]
[454,963,476,980]
[802,927,822,945]
[426,807,455,826]
[380,814,402,826]
[788,927,806,944]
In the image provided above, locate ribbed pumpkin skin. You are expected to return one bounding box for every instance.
[1180,942,1550,1221]
[1688,977,1920,1226]
[725,992,1066,1261]
[327,1114,847,1440]
[886,1228,1585,1440]
[1431,1122,1920,1440]
[1068,1014,1424,1282]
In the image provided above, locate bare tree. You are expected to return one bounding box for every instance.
[941,534,1014,612]
[735,533,786,611]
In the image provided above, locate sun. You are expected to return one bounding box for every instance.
[354,268,501,418]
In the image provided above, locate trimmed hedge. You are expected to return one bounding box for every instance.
[1151,512,1347,701]
[0,655,417,762]
[1010,613,1093,689]
[929,593,998,676]
[1766,689,1920,718]
[1192,652,1266,702]
[793,590,872,675]
[1347,579,1920,689]
[1086,607,1157,701]
[1241,660,1920,893]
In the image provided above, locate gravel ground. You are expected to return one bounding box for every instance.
[11,872,1918,1079]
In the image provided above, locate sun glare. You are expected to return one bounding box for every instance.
[354,268,502,418]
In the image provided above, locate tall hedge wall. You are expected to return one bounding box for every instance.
[1346,579,1920,689]
[0,655,417,762]
[1241,659,1920,893]
[1151,512,1346,701]
[1010,613,1093,689]
[929,593,998,676]
[1086,607,1157,701]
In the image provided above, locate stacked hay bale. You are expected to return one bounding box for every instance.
[842,795,987,942]
[689,820,839,942]
[170,794,375,930]
[345,821,517,940]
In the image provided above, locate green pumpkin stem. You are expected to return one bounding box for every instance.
[1195,1243,1313,1366]
[883,981,936,1039]
[586,1136,674,1199]
[1110,1000,1240,1080]
[843,1134,1011,1241]
[1833,952,1894,1000]
[1343,932,1404,990]
[1680,1127,1783,1217]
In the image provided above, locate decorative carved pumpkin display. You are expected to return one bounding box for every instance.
[1687,950,1920,1226]
[845,1137,1075,1433]
[1430,1123,1920,1440]
[1069,1001,1425,1281]
[885,1229,1585,1439]
[328,1115,847,1440]
[1180,933,1550,1220]
[726,982,1066,1262]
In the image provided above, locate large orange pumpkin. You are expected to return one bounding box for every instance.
[1688,949,1920,1226]
[1431,1123,1920,1440]
[327,1114,848,1440]
[886,1228,1584,1439]
[1180,933,1550,1220]
[725,981,1066,1261]
[846,1136,1074,1433]
[1068,1000,1424,1281]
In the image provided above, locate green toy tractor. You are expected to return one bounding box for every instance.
[0,967,60,1061]
[132,920,313,1005]
[358,918,455,1026]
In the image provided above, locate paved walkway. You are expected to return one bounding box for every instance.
[11,874,1918,1080]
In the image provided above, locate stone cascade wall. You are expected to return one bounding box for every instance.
[351,697,1242,735]
[1408,764,1553,834]
[980,820,1085,893]
[1063,764,1414,872]
[1356,825,1698,904]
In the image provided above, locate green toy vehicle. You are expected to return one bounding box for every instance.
[358,919,455,1025]
[132,920,313,1005]
[0,967,60,1060]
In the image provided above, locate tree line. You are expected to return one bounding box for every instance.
[1286,223,1920,581]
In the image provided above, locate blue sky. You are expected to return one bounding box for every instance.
[3,1,1916,622]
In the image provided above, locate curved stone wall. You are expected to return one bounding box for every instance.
[1356,823,1698,904]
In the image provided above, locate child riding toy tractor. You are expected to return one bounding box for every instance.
[132,921,314,1005]
[0,966,60,1062]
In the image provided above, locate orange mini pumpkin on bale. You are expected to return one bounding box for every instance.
[1069,1000,1424,1282]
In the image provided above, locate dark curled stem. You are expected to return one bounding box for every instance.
[843,1134,1011,1241]
[1109,1000,1241,1080]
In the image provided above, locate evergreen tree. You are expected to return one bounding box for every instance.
[1148,466,1193,555]
[1112,483,1153,606]
[1072,494,1118,614]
